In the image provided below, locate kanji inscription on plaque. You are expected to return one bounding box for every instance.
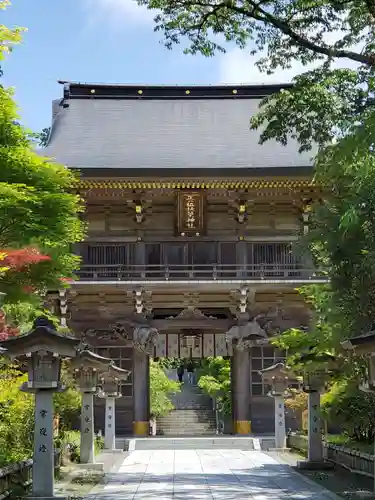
[177,192,204,234]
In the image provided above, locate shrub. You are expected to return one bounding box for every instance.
[198,357,231,415]
[0,367,34,465]
[321,380,375,443]
[58,430,104,463]
[149,360,180,418]
[54,363,81,431]
[285,389,308,412]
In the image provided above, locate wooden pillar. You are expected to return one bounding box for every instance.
[231,344,251,434]
[132,348,150,436]
[236,240,247,278]
[135,241,145,278]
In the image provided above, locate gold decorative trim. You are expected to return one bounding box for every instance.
[234,420,252,434]
[133,421,149,436]
[77,179,316,190]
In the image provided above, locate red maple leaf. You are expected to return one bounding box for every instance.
[0,248,51,271]
[0,310,19,341]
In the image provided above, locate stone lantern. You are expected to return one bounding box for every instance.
[259,363,294,450]
[71,349,113,468]
[297,351,336,470]
[341,329,375,392]
[98,364,131,450]
[342,329,375,495]
[1,316,80,500]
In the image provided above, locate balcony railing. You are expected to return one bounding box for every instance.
[75,264,326,281]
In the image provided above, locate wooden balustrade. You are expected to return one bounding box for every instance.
[75,263,325,281]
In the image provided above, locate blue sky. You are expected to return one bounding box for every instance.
[3,0,340,133]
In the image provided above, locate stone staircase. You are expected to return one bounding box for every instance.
[157,382,216,436]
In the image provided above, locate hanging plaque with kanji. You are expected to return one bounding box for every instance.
[177,192,204,235]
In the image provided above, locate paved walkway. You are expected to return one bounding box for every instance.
[86,449,339,500]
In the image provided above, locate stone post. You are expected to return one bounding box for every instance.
[104,396,116,450]
[33,389,55,498]
[80,391,95,464]
[274,394,286,449]
[0,316,81,500]
[231,343,251,434]
[297,373,332,470]
[259,362,293,451]
[307,390,323,462]
[98,363,130,450]
[133,348,150,436]
[71,349,115,470]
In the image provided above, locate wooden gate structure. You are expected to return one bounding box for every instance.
[41,82,323,435]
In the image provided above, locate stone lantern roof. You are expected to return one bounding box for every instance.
[0,316,79,358]
[341,329,375,354]
[100,363,131,382]
[259,362,292,382]
[71,349,113,372]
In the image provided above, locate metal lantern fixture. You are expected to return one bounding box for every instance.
[71,349,113,392]
[181,331,201,350]
[298,351,337,393]
[259,362,294,396]
[2,316,79,390]
[99,363,131,396]
[361,355,375,392]
[302,371,327,393]
[341,328,375,392]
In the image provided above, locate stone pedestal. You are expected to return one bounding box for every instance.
[297,390,333,470]
[231,346,251,434]
[104,396,116,450]
[32,390,55,498]
[80,392,95,464]
[274,395,286,449]
[133,349,150,436]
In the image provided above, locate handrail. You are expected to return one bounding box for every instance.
[75,263,326,281]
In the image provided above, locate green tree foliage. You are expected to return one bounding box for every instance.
[38,127,51,147]
[0,86,85,303]
[149,360,180,418]
[139,0,375,342]
[54,363,81,431]
[139,0,374,68]
[0,368,34,465]
[0,1,24,73]
[321,380,375,443]
[198,357,231,415]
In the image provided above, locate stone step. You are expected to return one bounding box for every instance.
[159,409,215,415]
[121,436,277,451]
[157,426,215,431]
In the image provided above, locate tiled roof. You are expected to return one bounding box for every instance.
[41,82,314,171]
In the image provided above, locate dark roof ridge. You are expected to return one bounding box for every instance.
[58,81,293,100]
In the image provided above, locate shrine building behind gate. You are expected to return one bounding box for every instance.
[42,82,322,436]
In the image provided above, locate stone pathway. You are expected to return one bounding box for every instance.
[86,449,340,499]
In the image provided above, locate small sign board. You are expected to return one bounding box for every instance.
[177,191,204,235]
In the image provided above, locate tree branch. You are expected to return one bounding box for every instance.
[229,2,375,66]
[364,0,375,19]
[176,0,374,66]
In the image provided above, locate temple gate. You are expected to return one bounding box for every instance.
[41,82,322,436]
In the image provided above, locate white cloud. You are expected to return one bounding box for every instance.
[219,49,318,84]
[83,0,155,27]
[219,43,359,85]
